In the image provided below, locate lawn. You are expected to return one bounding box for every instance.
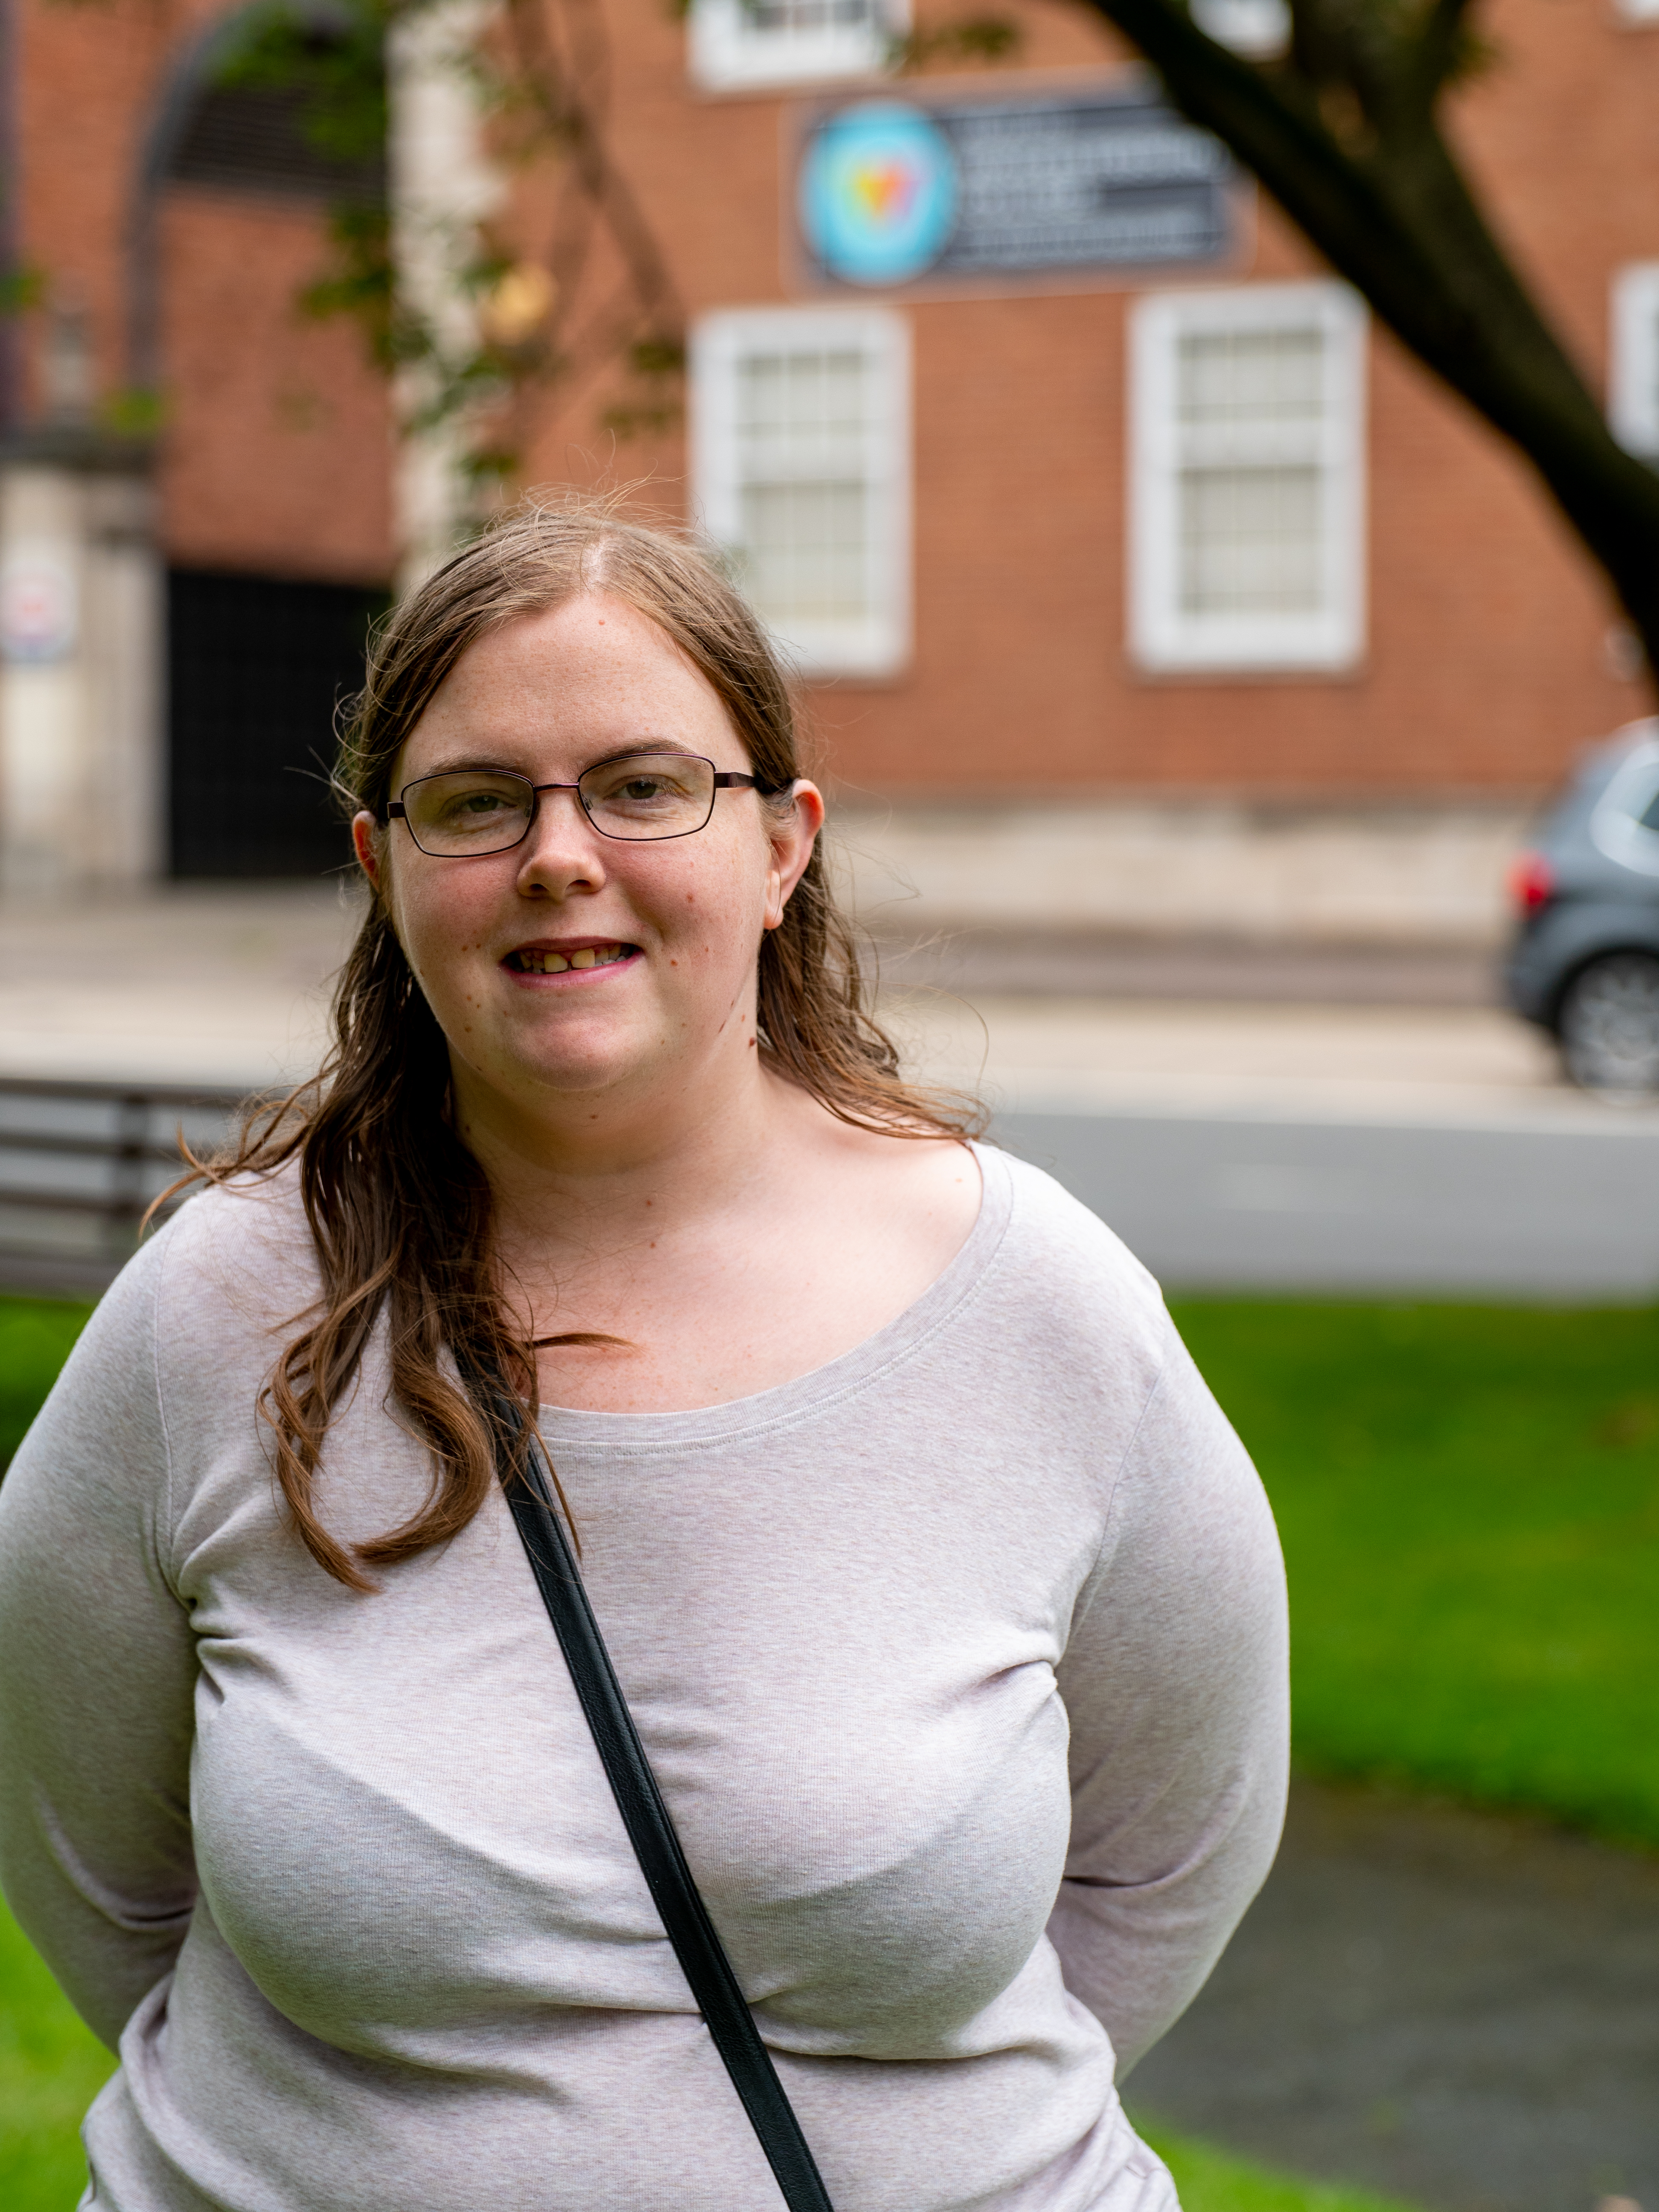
[0,1298,92,1475]
[1171,1297,1659,1851]
[1,1895,114,2210]
[4,1288,1658,2204]
[1141,2125,1423,2212]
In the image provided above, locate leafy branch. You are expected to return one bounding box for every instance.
[890,14,1023,68]
[218,0,687,495]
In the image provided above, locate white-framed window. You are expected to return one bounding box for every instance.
[1610,262,1659,454]
[687,0,902,93]
[691,306,911,678]
[1128,280,1368,674]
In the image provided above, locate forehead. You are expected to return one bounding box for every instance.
[400,592,739,777]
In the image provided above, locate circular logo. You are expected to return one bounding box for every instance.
[800,103,959,287]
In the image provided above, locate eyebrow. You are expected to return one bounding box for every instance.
[407,742,709,782]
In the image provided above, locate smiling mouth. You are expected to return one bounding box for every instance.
[506,942,636,975]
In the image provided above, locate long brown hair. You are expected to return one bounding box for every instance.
[183,498,981,1589]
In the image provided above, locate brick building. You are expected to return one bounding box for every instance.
[2,0,1656,941]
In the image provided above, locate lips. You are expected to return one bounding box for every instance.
[505,941,636,975]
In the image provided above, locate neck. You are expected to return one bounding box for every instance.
[449,1021,789,1276]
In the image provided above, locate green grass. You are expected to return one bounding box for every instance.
[0,1298,92,1473]
[1,1295,111,2206]
[0,1898,112,2209]
[0,1296,104,2201]
[1137,2121,1425,2212]
[1171,1298,1659,1850]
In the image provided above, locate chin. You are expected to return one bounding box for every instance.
[488,1022,649,1100]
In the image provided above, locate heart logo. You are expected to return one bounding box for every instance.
[850,159,919,224]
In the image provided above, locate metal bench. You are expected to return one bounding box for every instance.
[0,1075,249,1298]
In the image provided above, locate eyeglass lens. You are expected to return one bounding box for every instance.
[399,754,719,853]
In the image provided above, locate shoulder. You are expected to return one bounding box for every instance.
[76,1163,323,1396]
[978,1152,1272,1577]
[978,1143,1170,1354]
[154,1158,318,1290]
[859,1141,1185,1468]
[0,1166,313,1543]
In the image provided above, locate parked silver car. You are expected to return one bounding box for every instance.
[1504,719,1659,1091]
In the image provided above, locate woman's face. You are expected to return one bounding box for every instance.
[353,592,822,1126]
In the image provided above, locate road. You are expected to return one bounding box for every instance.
[3,890,1659,1298]
[998,1105,1659,1299]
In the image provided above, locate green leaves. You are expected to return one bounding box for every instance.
[0,267,46,318]
[226,0,686,492]
[211,0,390,175]
[891,14,1024,70]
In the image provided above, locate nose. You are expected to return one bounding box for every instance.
[512,782,608,900]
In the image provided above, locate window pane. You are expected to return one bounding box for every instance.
[739,482,870,622]
[1178,464,1323,614]
[748,0,873,26]
[733,346,874,626]
[1177,326,1324,427]
[736,350,868,476]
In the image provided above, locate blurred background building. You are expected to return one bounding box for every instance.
[2,0,1656,951]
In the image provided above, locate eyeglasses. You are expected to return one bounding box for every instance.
[385,752,783,856]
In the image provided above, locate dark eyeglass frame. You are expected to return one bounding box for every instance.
[384,751,788,855]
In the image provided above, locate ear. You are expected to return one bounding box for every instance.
[762,781,825,931]
[351,810,383,888]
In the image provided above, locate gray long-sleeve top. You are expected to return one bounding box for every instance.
[0,1144,1288,2212]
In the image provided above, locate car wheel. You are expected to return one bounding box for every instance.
[1558,952,1659,1093]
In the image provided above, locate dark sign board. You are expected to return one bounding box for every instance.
[796,89,1239,291]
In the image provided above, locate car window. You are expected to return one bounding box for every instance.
[1591,740,1659,874]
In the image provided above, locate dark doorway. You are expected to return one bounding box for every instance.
[168,568,384,879]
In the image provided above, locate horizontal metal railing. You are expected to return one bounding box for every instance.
[0,1075,249,1297]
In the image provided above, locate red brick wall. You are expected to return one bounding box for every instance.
[519,0,1654,798]
[14,0,393,585]
[13,0,1654,788]
[157,196,391,584]
[13,0,173,423]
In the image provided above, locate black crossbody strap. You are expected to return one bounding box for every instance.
[481,1384,836,2212]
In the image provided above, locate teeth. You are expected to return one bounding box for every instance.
[516,944,627,973]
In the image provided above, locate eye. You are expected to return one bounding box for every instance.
[586,762,694,807]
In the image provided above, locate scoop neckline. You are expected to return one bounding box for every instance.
[533,1140,1014,1452]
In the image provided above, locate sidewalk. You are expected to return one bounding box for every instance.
[888,992,1604,1131]
[0,885,1615,1129]
[0,884,356,1090]
[1132,1776,1659,2212]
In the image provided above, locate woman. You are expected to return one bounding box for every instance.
[0,504,1287,2212]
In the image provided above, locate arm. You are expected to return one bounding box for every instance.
[0,1232,199,2048]
[1048,1324,1289,2075]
